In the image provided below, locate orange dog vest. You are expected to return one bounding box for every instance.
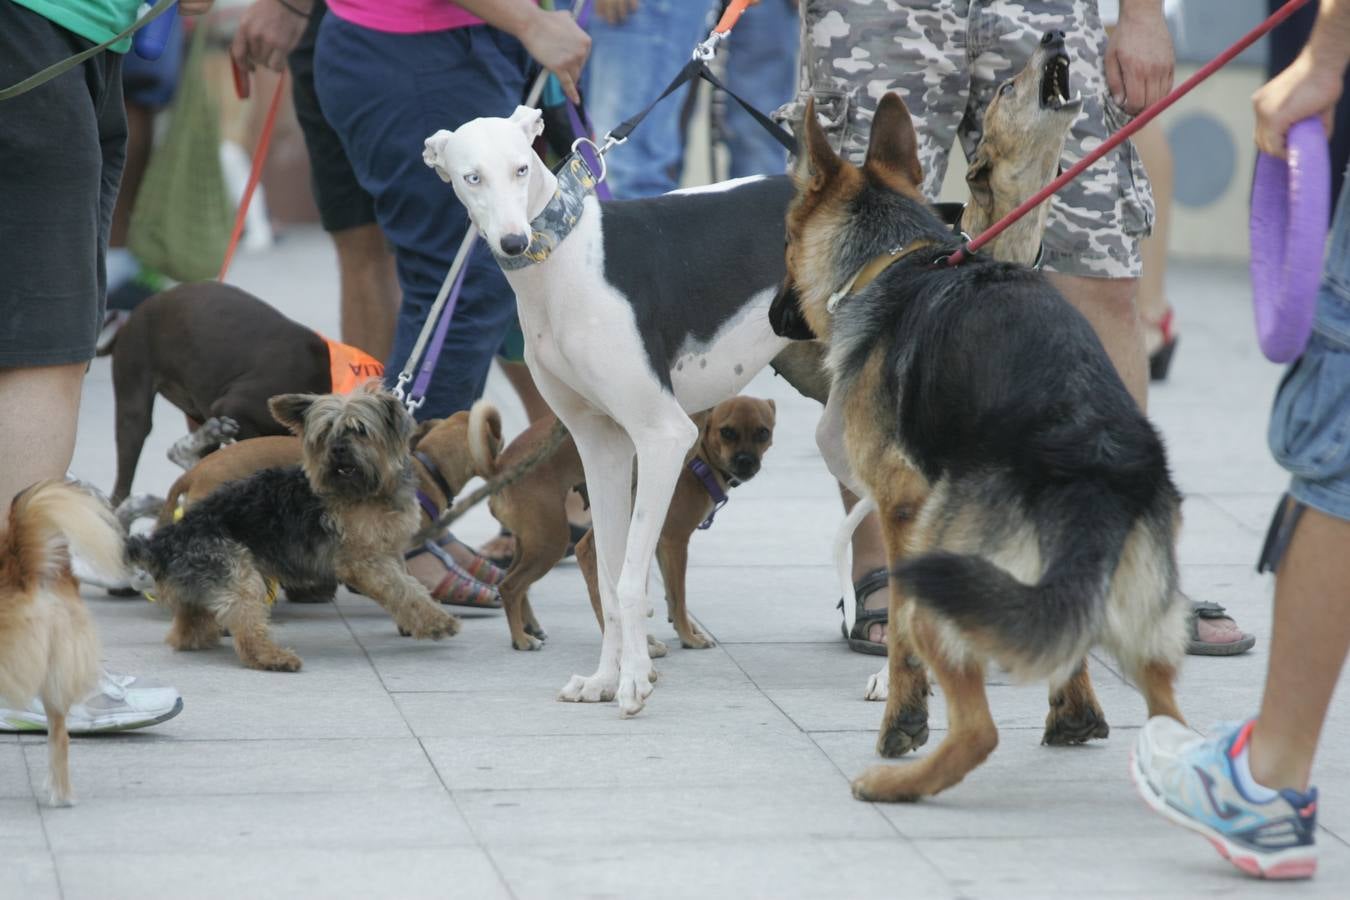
[323,336,385,394]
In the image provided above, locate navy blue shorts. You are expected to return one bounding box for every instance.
[313,16,530,419]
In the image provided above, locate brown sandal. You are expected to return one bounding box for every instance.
[406,542,502,609]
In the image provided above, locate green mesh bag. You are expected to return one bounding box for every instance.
[127,20,233,282]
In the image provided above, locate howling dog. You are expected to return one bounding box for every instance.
[773,90,1187,802]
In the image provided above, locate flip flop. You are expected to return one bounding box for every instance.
[839,567,890,656]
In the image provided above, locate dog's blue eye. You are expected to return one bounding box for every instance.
[464,173,480,186]
[1000,82,1014,96]
[516,165,529,177]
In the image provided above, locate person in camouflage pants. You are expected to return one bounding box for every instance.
[778,0,1255,656]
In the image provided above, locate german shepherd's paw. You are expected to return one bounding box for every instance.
[1042,701,1110,745]
[851,766,922,804]
[877,708,930,758]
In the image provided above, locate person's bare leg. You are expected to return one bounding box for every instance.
[1249,507,1350,791]
[109,104,153,250]
[841,484,889,643]
[0,364,85,520]
[331,223,398,361]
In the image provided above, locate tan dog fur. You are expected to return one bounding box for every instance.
[468,397,776,652]
[1,481,125,805]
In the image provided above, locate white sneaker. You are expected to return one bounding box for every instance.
[0,671,183,734]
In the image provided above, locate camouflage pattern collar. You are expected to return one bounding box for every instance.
[494,155,599,271]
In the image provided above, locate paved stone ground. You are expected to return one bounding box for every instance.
[6,229,1348,899]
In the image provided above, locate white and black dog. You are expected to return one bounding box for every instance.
[424,110,794,715]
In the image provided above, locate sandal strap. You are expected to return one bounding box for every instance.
[1191,599,1233,620]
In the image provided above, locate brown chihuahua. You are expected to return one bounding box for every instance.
[468,395,776,652]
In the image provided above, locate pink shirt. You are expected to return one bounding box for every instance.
[327,1,482,34]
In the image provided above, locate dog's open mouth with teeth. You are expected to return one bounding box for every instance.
[1039,42,1082,113]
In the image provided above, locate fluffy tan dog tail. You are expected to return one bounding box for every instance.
[467,400,503,480]
[6,480,126,588]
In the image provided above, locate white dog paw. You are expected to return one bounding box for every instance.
[617,670,654,718]
[864,667,890,702]
[647,635,669,658]
[558,673,617,703]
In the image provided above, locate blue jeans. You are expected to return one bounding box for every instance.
[722,0,798,179]
[1268,164,1350,521]
[313,17,529,419]
[584,0,715,198]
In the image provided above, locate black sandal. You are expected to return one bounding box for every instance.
[839,567,890,656]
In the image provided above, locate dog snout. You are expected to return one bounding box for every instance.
[499,233,530,256]
[731,452,760,480]
[1041,30,1065,47]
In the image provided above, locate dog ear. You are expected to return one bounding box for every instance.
[764,398,776,422]
[379,391,413,442]
[798,97,842,189]
[423,130,456,183]
[269,393,315,435]
[864,93,924,188]
[769,278,817,341]
[965,151,994,212]
[509,105,545,141]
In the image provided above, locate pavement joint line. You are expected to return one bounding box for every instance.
[331,587,521,899]
[21,743,66,900]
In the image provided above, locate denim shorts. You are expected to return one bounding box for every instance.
[1267,187,1350,523]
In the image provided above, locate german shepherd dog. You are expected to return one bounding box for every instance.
[774,92,1188,802]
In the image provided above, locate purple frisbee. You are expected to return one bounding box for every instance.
[1250,117,1331,363]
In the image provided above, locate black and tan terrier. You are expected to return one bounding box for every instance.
[127,383,460,672]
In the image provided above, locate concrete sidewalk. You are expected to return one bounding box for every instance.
[7,228,1348,899]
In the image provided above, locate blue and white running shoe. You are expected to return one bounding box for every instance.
[1132,716,1318,879]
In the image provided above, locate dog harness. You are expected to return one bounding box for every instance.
[323,336,385,394]
[493,154,599,271]
[687,458,730,530]
[413,449,459,522]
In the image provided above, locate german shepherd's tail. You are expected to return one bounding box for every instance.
[895,482,1141,681]
[6,481,126,589]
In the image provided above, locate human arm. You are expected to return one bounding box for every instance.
[1253,0,1350,156]
[179,1,215,13]
[229,0,313,95]
[453,0,591,104]
[1104,0,1174,114]
[596,0,638,25]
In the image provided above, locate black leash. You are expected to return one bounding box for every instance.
[607,58,795,155]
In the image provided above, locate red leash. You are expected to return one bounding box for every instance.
[946,0,1315,266]
[218,60,287,281]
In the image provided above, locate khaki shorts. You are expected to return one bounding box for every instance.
[778,0,1154,279]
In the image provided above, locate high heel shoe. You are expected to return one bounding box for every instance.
[1146,306,1179,382]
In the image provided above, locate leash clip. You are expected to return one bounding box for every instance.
[570,137,609,184]
[693,31,725,61]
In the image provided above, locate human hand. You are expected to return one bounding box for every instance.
[1104,2,1174,115]
[179,1,216,15]
[1253,51,1344,158]
[596,0,638,26]
[229,0,312,97]
[520,9,591,105]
